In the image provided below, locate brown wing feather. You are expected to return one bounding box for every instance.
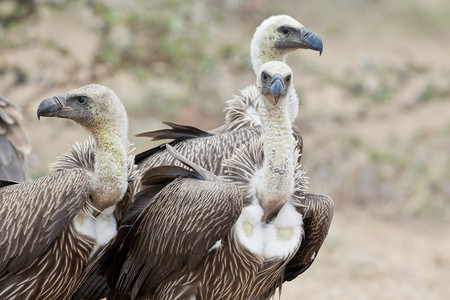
[222,85,260,132]
[284,193,334,282]
[136,121,303,179]
[71,166,203,300]
[106,177,243,299]
[135,122,212,164]
[137,126,263,179]
[70,244,112,300]
[0,168,91,276]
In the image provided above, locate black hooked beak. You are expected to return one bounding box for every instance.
[302,28,323,55]
[37,95,65,120]
[270,74,284,104]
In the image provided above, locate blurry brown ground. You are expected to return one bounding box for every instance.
[1,0,449,299]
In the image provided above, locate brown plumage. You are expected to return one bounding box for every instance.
[0,169,94,299]
[106,163,243,299]
[0,84,134,299]
[0,95,31,181]
[96,143,331,300]
[81,62,334,300]
[136,124,303,184]
[50,138,140,224]
[73,17,326,299]
[283,193,334,282]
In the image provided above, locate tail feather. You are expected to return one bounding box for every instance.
[134,122,212,164]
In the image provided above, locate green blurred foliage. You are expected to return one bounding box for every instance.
[88,0,217,80]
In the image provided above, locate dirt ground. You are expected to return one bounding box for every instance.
[278,210,450,299]
[1,1,449,299]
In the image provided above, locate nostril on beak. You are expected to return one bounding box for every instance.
[54,96,62,108]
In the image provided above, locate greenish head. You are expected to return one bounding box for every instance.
[250,15,323,74]
[37,84,128,136]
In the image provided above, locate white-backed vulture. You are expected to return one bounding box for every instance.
[0,95,31,181]
[95,62,333,299]
[0,84,136,299]
[134,15,323,171]
[212,14,323,133]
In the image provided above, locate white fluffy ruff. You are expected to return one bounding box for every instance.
[50,138,139,198]
[73,205,117,258]
[224,85,261,131]
[234,202,303,259]
[222,139,308,206]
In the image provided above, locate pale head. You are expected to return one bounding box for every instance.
[250,15,323,74]
[37,84,128,135]
[257,61,294,106]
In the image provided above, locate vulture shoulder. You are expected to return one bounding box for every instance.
[220,85,260,132]
[0,168,91,277]
[103,165,243,299]
[135,124,262,178]
[135,120,303,172]
[285,192,334,281]
[0,95,31,181]
[135,121,212,164]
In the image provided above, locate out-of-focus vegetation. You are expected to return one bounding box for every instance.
[0,0,449,220]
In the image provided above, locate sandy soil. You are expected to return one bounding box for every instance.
[278,210,450,299]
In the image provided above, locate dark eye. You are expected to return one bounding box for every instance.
[286,75,291,82]
[280,26,290,35]
[262,72,269,81]
[78,96,87,104]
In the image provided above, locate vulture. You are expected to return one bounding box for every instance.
[212,14,323,133]
[0,94,31,181]
[134,14,323,171]
[93,61,333,299]
[0,84,137,299]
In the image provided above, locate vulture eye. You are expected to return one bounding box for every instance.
[78,96,87,104]
[280,26,290,35]
[262,72,269,81]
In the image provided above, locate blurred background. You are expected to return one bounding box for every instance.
[1,0,449,298]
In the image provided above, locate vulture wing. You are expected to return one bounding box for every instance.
[284,193,334,282]
[103,165,243,299]
[0,168,91,277]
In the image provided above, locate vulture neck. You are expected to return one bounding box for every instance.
[90,121,128,212]
[257,96,295,220]
[251,37,285,75]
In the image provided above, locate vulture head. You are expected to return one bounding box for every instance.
[257,61,293,107]
[37,84,129,211]
[37,84,128,139]
[250,14,323,74]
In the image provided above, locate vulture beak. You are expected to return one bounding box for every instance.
[275,27,324,55]
[270,74,284,104]
[37,95,66,120]
[301,28,323,55]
